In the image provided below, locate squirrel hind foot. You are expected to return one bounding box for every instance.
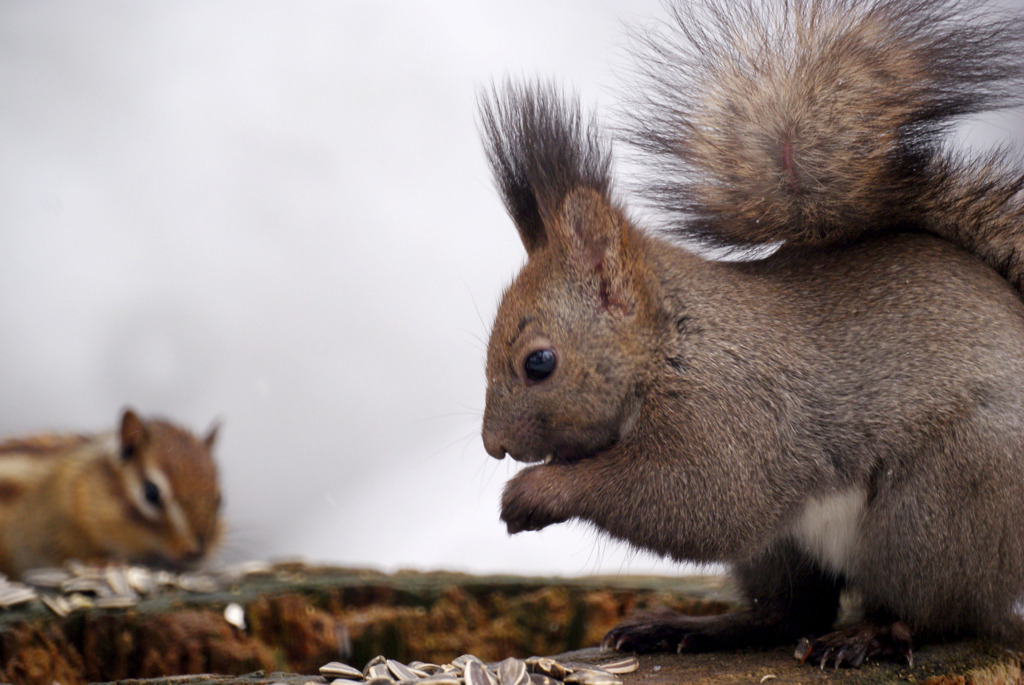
[796,621,914,670]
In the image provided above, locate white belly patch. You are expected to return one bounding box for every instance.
[789,488,867,577]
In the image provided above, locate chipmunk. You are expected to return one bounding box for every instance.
[0,409,222,578]
[478,0,1024,669]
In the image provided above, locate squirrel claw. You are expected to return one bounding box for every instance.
[795,637,813,663]
[794,621,913,670]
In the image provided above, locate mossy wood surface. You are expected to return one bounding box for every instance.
[0,565,1017,685]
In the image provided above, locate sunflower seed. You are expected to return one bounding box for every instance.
[224,602,246,630]
[67,593,94,610]
[452,654,485,672]
[153,569,178,589]
[66,561,102,580]
[388,659,425,680]
[330,680,364,685]
[420,676,461,685]
[125,566,155,595]
[94,594,138,609]
[524,658,568,680]
[528,676,560,685]
[40,593,71,617]
[408,662,442,675]
[226,560,274,577]
[363,655,387,676]
[0,585,37,606]
[594,658,637,675]
[106,566,130,595]
[464,661,496,685]
[365,678,397,685]
[176,572,219,593]
[366,664,392,680]
[321,662,364,679]
[22,567,71,588]
[563,670,621,685]
[60,577,111,596]
[496,658,529,685]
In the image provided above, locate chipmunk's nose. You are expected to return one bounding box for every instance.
[181,548,205,564]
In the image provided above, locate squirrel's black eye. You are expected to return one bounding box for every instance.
[121,444,137,462]
[524,349,556,382]
[142,479,162,508]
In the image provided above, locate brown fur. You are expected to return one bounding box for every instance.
[479,0,1024,666]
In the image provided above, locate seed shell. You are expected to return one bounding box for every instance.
[105,566,130,596]
[125,566,155,595]
[60,577,111,596]
[496,657,529,685]
[409,662,443,675]
[564,670,621,685]
[321,662,364,679]
[67,593,94,610]
[387,659,426,680]
[463,661,496,685]
[153,569,178,589]
[363,655,387,676]
[595,658,638,675]
[420,676,460,685]
[22,567,71,588]
[94,594,138,609]
[223,602,246,630]
[525,658,568,680]
[528,676,559,685]
[0,586,37,607]
[176,572,219,593]
[452,654,485,672]
[367,664,392,680]
[40,593,71,617]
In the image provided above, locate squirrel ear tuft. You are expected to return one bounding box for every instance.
[479,82,613,256]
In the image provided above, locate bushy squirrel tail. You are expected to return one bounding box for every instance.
[623,0,1024,281]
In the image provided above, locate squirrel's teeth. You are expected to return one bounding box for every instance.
[543,454,554,465]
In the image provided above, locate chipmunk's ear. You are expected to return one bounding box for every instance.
[119,408,148,461]
[479,82,613,257]
[203,420,221,450]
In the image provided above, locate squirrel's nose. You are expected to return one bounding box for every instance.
[481,426,507,460]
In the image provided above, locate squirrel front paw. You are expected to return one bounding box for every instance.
[500,465,573,534]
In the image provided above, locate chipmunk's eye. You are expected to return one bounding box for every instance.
[121,444,137,462]
[142,479,162,508]
[524,349,556,382]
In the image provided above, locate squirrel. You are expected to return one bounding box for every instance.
[478,0,1024,669]
[0,409,222,579]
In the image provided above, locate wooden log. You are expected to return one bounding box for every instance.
[0,564,1018,684]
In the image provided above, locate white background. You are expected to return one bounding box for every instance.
[1,1,1021,577]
